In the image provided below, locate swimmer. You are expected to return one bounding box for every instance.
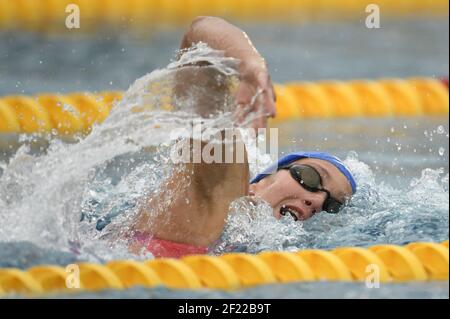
[129,17,356,258]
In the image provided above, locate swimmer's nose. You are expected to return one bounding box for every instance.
[304,195,325,215]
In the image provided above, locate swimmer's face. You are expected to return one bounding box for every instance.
[249,158,353,221]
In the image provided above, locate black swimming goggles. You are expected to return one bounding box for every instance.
[279,164,344,214]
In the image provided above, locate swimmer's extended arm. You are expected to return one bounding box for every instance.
[133,133,249,247]
[129,18,263,251]
[181,16,276,129]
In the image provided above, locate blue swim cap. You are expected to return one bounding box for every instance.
[250,151,357,194]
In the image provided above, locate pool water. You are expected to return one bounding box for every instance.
[0,18,448,298]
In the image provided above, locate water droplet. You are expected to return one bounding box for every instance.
[437,125,445,134]
[346,151,358,161]
[438,147,445,156]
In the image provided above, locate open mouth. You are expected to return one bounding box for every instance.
[280,205,302,221]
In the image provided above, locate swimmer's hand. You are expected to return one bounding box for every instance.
[181,16,276,129]
[236,60,276,129]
